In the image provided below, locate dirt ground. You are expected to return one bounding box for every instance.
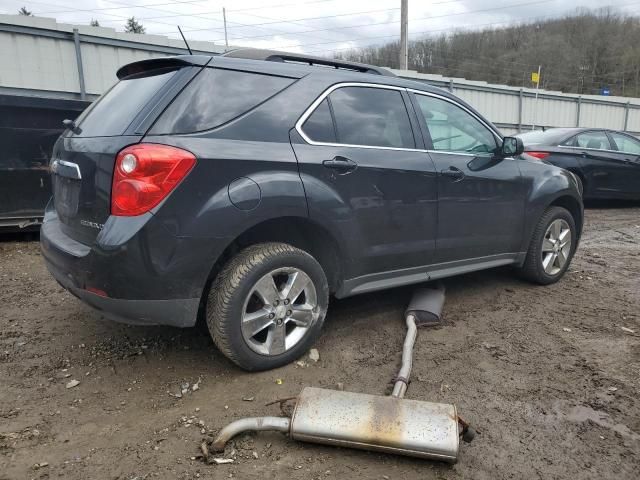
[1,203,639,480]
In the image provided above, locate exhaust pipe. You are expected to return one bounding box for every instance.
[212,285,470,462]
[211,417,290,452]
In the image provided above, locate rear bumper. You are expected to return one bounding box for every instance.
[45,252,200,327]
[40,208,227,328]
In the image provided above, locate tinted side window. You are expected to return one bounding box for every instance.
[302,99,336,143]
[414,94,498,155]
[609,132,640,154]
[328,87,415,148]
[77,68,178,137]
[568,131,611,150]
[151,68,294,134]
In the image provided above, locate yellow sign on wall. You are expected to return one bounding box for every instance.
[531,72,540,84]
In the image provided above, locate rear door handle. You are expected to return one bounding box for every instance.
[440,166,465,181]
[323,156,357,174]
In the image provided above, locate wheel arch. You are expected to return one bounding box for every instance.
[548,194,583,238]
[202,216,344,304]
[565,167,586,194]
[518,191,583,267]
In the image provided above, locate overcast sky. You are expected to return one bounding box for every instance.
[3,0,639,55]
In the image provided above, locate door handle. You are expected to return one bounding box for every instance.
[323,156,357,174]
[440,166,465,181]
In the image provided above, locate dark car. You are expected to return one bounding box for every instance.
[40,50,583,371]
[517,127,640,200]
[0,95,89,230]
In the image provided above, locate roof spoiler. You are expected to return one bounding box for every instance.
[221,48,396,77]
[116,55,211,79]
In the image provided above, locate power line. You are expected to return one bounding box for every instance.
[298,1,640,56]
[160,0,557,36]
[109,6,401,29]
[37,0,338,16]
[36,0,209,15]
[89,0,340,42]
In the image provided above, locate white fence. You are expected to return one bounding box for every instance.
[2,14,640,135]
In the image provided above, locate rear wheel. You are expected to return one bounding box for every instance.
[519,206,576,285]
[206,242,329,371]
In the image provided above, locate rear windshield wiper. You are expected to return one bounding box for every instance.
[62,119,82,135]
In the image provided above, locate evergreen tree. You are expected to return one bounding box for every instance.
[124,17,145,34]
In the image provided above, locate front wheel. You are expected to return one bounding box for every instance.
[206,242,329,371]
[518,206,577,285]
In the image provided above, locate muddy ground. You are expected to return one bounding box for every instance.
[1,203,639,480]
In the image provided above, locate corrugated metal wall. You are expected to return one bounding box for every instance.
[0,15,223,99]
[2,14,640,136]
[394,70,640,136]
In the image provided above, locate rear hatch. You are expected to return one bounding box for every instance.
[50,57,207,245]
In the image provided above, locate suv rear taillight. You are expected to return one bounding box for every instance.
[112,144,196,216]
[525,151,550,160]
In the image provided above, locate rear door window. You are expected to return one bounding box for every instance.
[609,132,640,155]
[151,68,294,134]
[567,131,611,150]
[76,68,179,137]
[327,87,415,149]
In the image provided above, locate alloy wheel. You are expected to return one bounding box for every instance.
[241,267,320,356]
[541,219,572,276]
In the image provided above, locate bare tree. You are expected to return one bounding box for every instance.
[336,8,640,97]
[124,17,145,34]
[18,6,33,15]
[90,19,100,27]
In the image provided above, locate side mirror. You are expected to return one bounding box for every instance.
[500,136,524,157]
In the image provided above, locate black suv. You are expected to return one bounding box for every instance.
[41,50,583,371]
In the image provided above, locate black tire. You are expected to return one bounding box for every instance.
[206,242,329,371]
[519,206,577,285]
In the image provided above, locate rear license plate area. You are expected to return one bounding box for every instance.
[53,174,80,218]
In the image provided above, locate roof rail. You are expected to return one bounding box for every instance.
[221,48,396,77]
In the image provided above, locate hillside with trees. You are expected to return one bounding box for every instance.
[337,8,640,97]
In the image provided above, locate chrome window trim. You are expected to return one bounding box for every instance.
[295,82,418,152]
[294,82,503,157]
[557,145,621,155]
[407,88,503,140]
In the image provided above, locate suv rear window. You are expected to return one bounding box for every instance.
[75,68,179,137]
[151,68,294,134]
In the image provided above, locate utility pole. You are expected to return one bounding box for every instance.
[399,0,408,70]
[223,7,229,50]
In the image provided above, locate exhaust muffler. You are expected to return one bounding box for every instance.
[212,285,471,462]
[290,387,459,462]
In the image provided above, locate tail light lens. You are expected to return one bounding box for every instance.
[112,144,196,216]
[526,151,550,160]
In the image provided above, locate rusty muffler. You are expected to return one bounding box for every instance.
[212,285,468,462]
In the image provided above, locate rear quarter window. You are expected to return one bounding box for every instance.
[301,98,337,143]
[150,68,295,134]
